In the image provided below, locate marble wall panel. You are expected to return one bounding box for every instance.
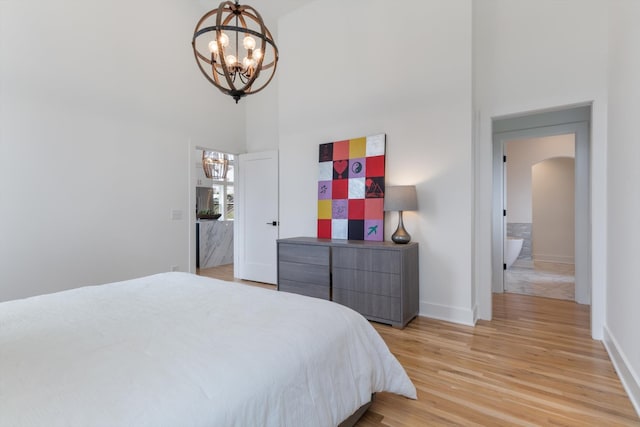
[199,220,233,268]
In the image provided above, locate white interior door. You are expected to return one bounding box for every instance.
[236,151,279,284]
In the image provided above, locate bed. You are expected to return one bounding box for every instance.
[0,272,416,426]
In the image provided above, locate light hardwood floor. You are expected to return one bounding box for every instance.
[198,266,639,426]
[198,264,275,289]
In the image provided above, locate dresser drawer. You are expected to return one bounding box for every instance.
[279,280,330,300]
[332,247,400,274]
[332,267,401,297]
[279,261,330,286]
[333,288,401,322]
[278,243,330,266]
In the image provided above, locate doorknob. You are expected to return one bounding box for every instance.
[266,221,279,226]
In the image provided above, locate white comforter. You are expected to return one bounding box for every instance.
[0,272,416,427]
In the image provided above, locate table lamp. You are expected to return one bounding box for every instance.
[384,185,418,244]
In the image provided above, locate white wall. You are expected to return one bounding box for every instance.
[473,0,609,329]
[0,0,245,301]
[244,23,280,153]
[532,157,575,264]
[244,4,318,153]
[506,135,574,223]
[274,0,475,324]
[245,81,279,152]
[605,0,640,414]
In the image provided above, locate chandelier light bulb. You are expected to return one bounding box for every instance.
[253,48,263,60]
[218,32,229,47]
[243,35,256,50]
[208,40,219,54]
[243,56,256,69]
[226,54,237,65]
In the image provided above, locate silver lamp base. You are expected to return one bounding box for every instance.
[391,211,411,244]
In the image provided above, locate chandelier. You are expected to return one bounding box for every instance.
[202,151,229,180]
[192,1,279,103]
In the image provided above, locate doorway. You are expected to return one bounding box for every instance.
[190,146,236,277]
[491,105,591,307]
[503,135,576,300]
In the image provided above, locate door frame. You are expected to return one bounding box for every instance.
[491,105,592,303]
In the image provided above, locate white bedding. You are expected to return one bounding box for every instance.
[0,272,416,427]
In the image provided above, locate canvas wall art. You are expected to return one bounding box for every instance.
[317,133,386,241]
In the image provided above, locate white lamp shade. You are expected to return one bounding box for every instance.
[384,185,418,211]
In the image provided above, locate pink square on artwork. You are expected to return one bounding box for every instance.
[333,140,350,160]
[364,199,384,219]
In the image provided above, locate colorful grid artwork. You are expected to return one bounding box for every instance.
[317,134,385,241]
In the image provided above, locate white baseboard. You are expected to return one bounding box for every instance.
[603,325,640,417]
[419,301,476,326]
[532,253,575,264]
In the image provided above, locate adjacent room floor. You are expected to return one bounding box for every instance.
[504,259,575,300]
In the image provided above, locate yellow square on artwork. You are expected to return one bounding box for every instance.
[318,200,332,219]
[349,137,366,158]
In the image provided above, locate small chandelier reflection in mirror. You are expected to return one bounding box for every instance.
[192,1,279,103]
[202,151,229,180]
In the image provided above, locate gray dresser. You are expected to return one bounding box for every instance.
[277,237,419,328]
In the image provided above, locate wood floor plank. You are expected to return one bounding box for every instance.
[197,266,639,426]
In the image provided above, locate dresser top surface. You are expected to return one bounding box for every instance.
[277,236,418,250]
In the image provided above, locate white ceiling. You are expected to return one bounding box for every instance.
[196,0,316,24]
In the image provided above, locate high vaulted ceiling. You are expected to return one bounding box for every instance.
[196,0,316,24]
